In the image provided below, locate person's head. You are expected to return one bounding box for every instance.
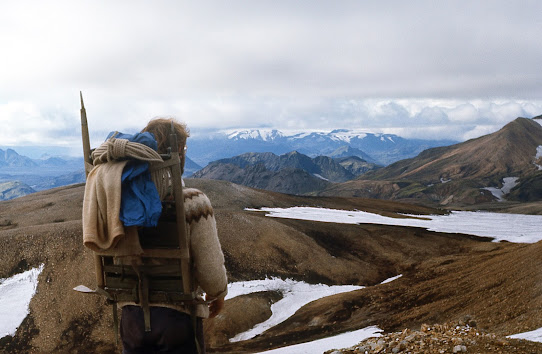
[141,118,190,155]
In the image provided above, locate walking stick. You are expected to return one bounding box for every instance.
[80,92,93,176]
[80,92,105,288]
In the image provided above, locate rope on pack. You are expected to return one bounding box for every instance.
[91,134,163,166]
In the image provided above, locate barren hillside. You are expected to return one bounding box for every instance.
[1,179,542,352]
[363,118,542,182]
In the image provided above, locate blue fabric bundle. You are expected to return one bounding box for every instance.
[108,131,162,227]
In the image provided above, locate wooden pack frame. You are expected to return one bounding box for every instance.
[77,92,199,340]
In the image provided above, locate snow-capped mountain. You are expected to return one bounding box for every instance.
[188,128,456,167]
[226,129,285,141]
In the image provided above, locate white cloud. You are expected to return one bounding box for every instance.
[447,104,480,123]
[1,97,540,148]
[0,102,79,146]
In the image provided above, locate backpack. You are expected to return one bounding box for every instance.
[74,93,201,352]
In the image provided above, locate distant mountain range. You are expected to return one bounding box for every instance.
[192,151,380,194]
[0,148,83,170]
[188,129,457,166]
[0,148,38,168]
[0,149,85,200]
[0,148,202,201]
[5,116,542,206]
[192,116,542,206]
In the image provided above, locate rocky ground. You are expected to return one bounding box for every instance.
[327,318,542,353]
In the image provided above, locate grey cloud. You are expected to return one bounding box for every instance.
[5,1,541,99]
[1,1,542,149]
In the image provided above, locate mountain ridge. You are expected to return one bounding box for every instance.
[0,148,38,168]
[363,118,542,182]
[319,117,542,206]
[192,150,380,194]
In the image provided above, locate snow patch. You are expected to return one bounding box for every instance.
[256,326,383,354]
[227,278,363,342]
[440,177,451,183]
[313,173,329,181]
[509,327,542,343]
[0,264,44,337]
[380,274,403,284]
[501,177,519,194]
[246,207,542,243]
[226,129,283,141]
[328,130,368,144]
[534,145,542,170]
[288,131,318,140]
[483,177,519,202]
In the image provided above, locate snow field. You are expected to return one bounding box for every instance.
[246,206,542,243]
[0,264,43,337]
[508,327,542,342]
[227,278,364,342]
[256,326,383,354]
[483,177,519,201]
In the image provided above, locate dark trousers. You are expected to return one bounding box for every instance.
[120,306,205,354]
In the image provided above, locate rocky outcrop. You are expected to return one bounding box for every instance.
[329,320,542,353]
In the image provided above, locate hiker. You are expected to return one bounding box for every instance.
[117,118,228,353]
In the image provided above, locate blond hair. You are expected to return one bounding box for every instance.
[141,118,190,154]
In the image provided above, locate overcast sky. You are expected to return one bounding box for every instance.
[1,1,541,155]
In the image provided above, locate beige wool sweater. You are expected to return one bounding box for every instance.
[82,136,163,255]
[82,160,130,252]
[117,188,228,318]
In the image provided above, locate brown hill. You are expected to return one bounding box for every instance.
[319,118,542,207]
[221,239,542,353]
[1,179,542,352]
[365,118,542,182]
